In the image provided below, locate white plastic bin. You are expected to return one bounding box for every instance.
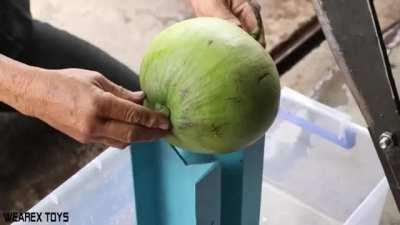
[14,88,388,225]
[260,88,388,225]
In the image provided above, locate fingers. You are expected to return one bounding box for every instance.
[91,76,169,129]
[97,77,145,104]
[189,0,265,47]
[232,0,266,47]
[128,91,146,104]
[190,0,241,25]
[99,92,170,130]
[248,0,266,47]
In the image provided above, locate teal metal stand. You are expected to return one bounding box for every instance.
[131,138,264,225]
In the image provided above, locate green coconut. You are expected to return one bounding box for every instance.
[140,17,280,154]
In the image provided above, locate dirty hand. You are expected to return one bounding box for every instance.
[18,68,170,149]
[189,0,266,47]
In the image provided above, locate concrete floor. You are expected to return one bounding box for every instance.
[30,0,315,71]
[1,0,400,224]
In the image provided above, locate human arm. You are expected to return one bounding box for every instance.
[0,54,170,148]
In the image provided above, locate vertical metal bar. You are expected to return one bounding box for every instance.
[313,0,400,210]
[367,0,400,112]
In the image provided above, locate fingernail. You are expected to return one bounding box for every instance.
[159,122,170,130]
[135,91,145,98]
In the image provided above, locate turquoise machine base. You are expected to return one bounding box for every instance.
[131,138,265,225]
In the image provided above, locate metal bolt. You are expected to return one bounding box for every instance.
[379,132,394,150]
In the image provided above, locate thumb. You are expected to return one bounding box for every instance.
[232,0,266,47]
[190,0,241,26]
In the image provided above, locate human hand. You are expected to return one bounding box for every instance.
[18,68,170,149]
[189,0,265,47]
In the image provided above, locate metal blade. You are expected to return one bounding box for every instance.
[313,0,400,210]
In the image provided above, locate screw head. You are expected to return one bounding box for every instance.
[379,132,394,150]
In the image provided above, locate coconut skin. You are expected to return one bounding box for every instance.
[140,17,280,154]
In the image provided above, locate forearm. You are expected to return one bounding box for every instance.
[0,54,39,114]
